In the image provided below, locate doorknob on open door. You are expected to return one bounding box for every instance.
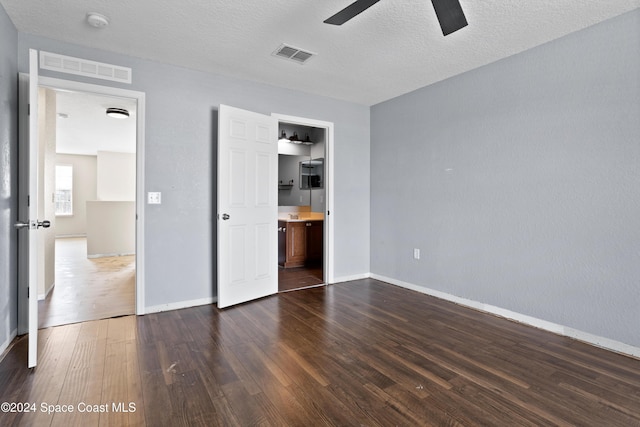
[222,214,230,220]
[14,219,50,229]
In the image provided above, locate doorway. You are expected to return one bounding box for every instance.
[216,106,334,308]
[35,77,146,327]
[275,118,329,293]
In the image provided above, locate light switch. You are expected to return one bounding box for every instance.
[148,192,162,204]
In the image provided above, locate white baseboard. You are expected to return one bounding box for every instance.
[331,272,371,284]
[38,282,55,301]
[370,273,640,359]
[144,296,217,315]
[88,252,135,259]
[0,329,18,361]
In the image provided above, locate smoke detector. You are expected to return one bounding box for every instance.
[87,12,109,29]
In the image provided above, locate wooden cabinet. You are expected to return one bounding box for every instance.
[278,220,287,266]
[286,221,307,268]
[305,221,323,264]
[278,220,323,268]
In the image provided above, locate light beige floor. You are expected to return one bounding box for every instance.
[38,237,135,328]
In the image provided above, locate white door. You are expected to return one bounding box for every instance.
[217,105,278,308]
[16,49,45,368]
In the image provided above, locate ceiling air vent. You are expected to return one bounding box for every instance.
[272,44,316,65]
[40,51,132,84]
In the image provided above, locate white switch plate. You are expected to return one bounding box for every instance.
[148,192,162,204]
[413,248,420,260]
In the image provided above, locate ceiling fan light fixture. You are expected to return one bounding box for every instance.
[324,0,468,36]
[106,107,129,119]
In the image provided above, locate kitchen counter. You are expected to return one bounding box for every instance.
[278,214,324,223]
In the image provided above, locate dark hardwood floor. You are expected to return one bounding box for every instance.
[1,279,639,426]
[278,265,323,292]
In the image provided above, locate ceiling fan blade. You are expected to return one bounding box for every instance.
[431,0,468,36]
[324,0,381,25]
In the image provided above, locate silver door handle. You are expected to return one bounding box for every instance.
[14,219,51,229]
[222,213,230,220]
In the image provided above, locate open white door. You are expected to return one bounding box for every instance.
[16,49,45,368]
[217,105,278,308]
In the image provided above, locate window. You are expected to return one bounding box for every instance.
[55,165,73,216]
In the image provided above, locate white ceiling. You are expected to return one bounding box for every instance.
[3,1,639,106]
[54,90,137,155]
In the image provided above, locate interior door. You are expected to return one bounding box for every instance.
[16,49,43,368]
[217,105,278,308]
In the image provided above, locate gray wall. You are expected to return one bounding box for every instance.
[370,10,640,347]
[17,33,370,309]
[0,4,18,350]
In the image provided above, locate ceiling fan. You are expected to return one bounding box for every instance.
[324,0,468,36]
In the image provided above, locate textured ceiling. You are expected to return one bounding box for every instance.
[55,90,136,155]
[2,0,639,105]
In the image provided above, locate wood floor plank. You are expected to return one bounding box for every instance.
[12,323,82,426]
[2,278,639,426]
[123,340,146,427]
[50,321,107,427]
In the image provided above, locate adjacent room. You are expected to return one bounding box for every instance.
[0,1,638,425]
[37,89,137,328]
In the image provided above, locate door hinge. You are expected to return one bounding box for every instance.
[28,288,30,298]
[28,104,30,116]
[28,195,30,207]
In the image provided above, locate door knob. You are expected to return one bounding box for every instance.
[222,213,230,220]
[14,220,51,229]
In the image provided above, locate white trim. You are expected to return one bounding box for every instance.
[87,252,135,259]
[145,297,217,314]
[38,76,146,316]
[370,274,640,359]
[332,272,371,284]
[272,113,335,284]
[37,281,55,301]
[0,329,18,361]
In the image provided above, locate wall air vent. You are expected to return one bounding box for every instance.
[39,51,132,84]
[272,44,316,65]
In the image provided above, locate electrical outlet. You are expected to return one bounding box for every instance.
[413,248,420,260]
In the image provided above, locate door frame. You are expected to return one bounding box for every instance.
[23,75,147,319]
[272,113,335,284]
